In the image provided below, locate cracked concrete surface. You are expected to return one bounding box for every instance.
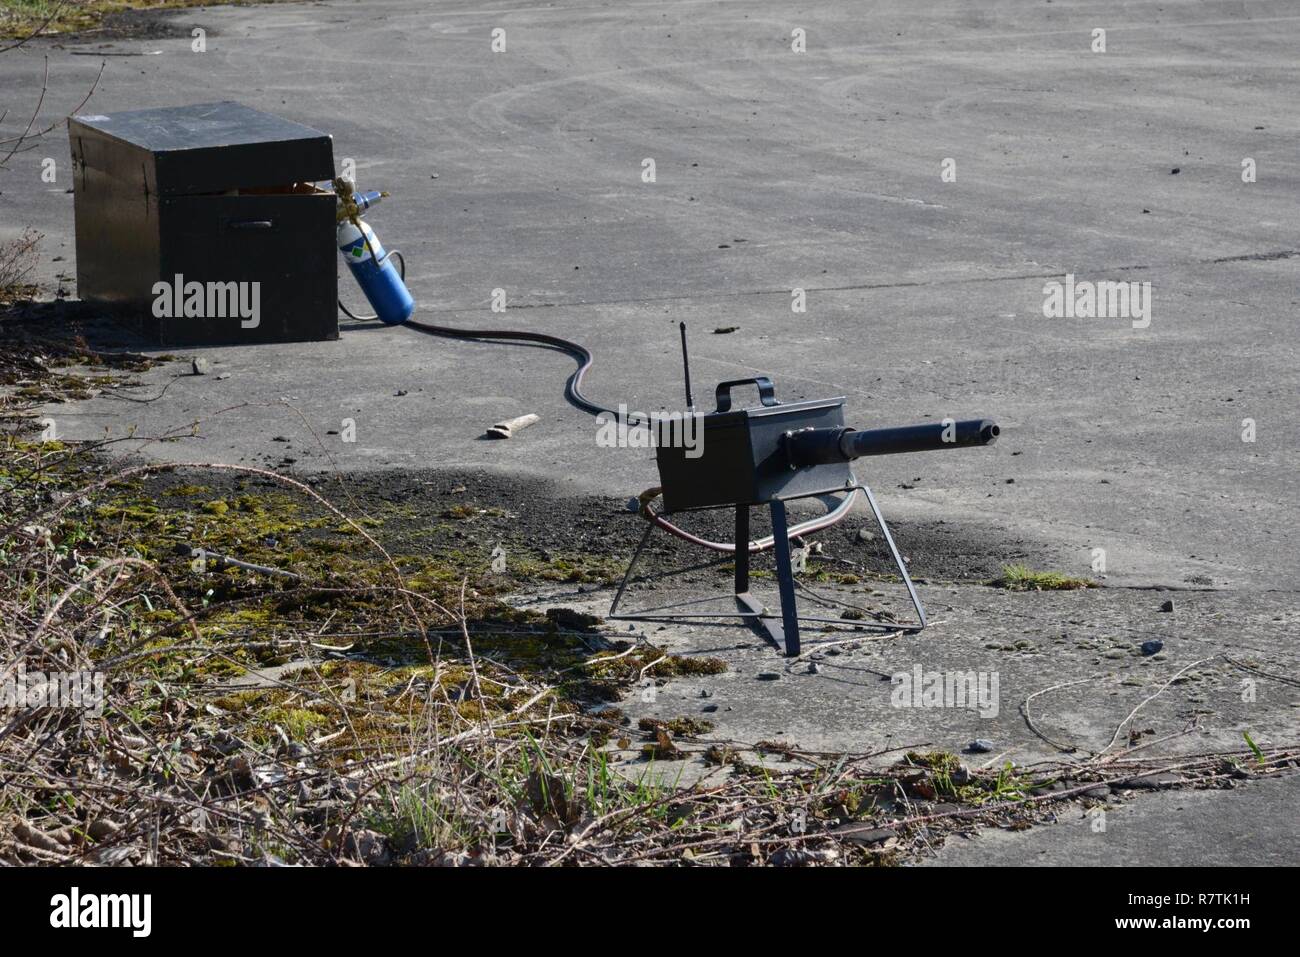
[2,0,1297,864]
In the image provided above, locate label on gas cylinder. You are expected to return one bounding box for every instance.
[339,224,384,263]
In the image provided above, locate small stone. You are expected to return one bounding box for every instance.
[701,704,718,713]
[857,528,875,542]
[191,357,210,375]
[966,739,994,754]
[699,689,712,698]
[769,847,838,866]
[395,389,409,396]
[1159,599,1174,613]
[756,672,780,681]
[343,828,391,866]
[808,662,820,675]
[215,372,231,380]
[1141,639,1164,656]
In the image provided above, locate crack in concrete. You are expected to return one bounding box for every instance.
[412,250,1300,315]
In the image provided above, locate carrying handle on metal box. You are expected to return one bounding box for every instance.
[226,219,275,230]
[714,376,778,412]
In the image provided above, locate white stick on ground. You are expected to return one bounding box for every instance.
[486,413,540,439]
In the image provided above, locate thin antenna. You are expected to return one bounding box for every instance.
[679,321,695,411]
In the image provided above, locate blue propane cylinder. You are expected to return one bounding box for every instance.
[337,218,415,325]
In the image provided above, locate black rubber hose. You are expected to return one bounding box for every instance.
[349,292,862,550]
[402,315,651,426]
[339,254,641,425]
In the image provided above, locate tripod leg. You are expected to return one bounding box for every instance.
[734,503,775,632]
[860,483,927,629]
[734,505,750,594]
[769,499,801,657]
[609,520,655,618]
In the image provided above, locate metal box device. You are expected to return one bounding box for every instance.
[654,377,852,512]
[617,328,1000,657]
[69,101,338,346]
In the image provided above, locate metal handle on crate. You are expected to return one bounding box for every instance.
[714,377,778,413]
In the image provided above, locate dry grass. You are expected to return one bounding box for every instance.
[0,229,41,304]
[0,0,291,39]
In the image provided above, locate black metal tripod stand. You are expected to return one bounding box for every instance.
[608,481,926,657]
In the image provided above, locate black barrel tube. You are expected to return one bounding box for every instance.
[781,427,852,467]
[783,419,999,468]
[839,419,998,459]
